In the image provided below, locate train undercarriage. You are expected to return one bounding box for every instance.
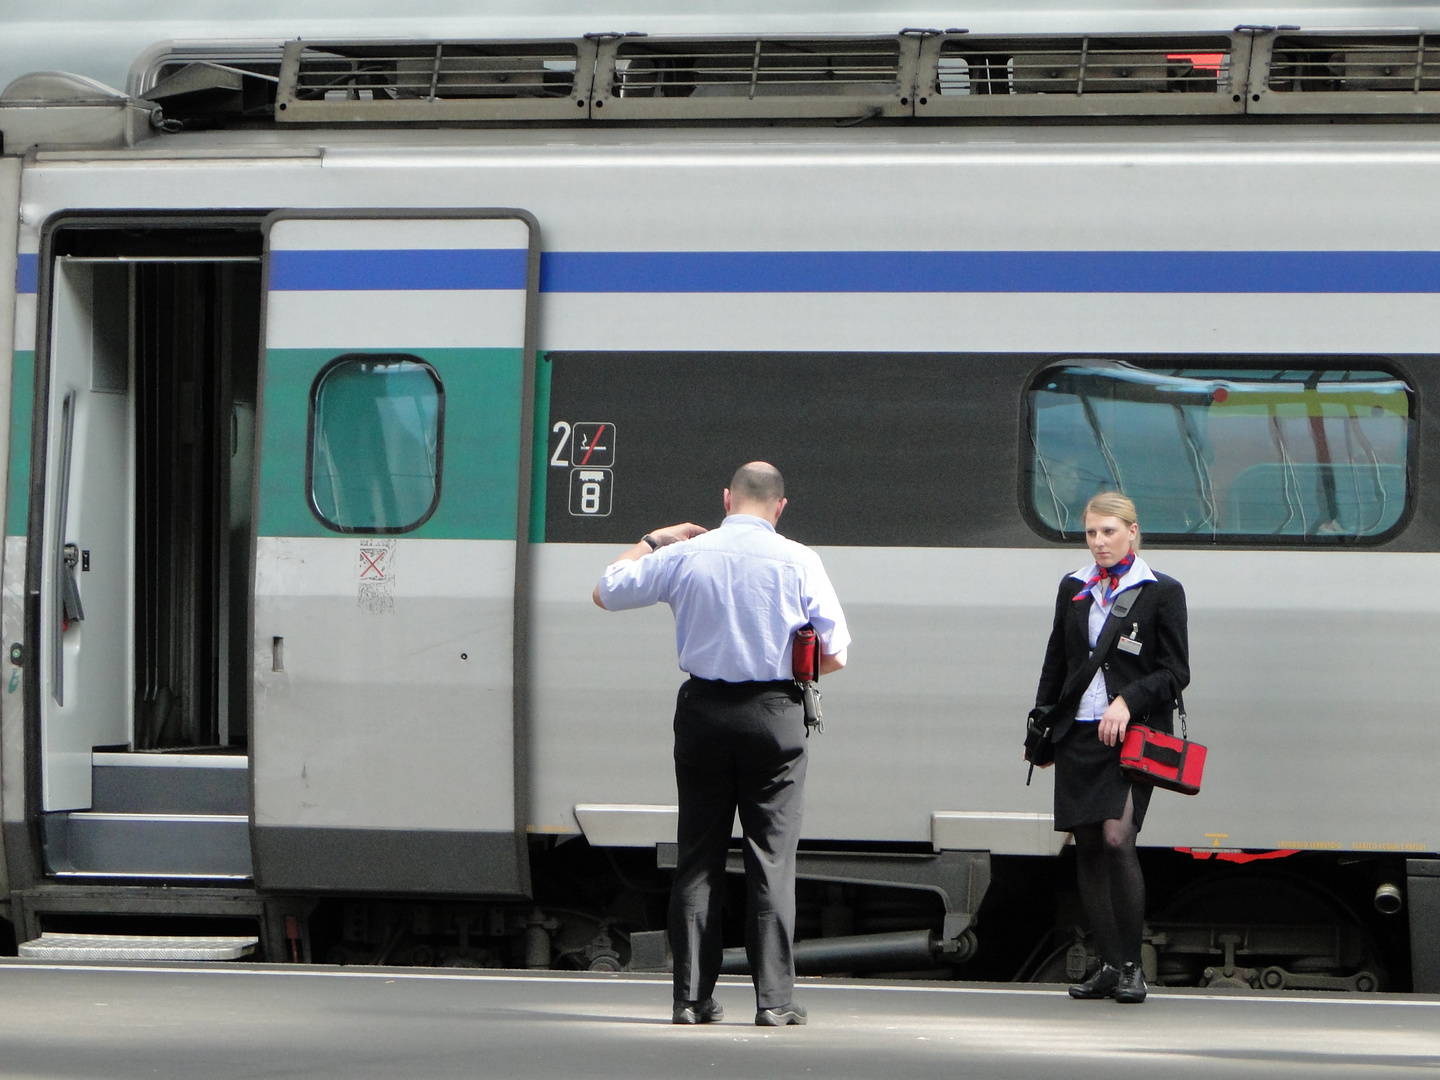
[6,841,1430,995]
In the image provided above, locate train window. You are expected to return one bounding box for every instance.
[1027,362,1413,542]
[308,354,444,533]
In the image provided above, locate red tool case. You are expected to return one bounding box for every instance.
[1120,724,1206,796]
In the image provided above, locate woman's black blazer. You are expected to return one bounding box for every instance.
[1034,571,1190,744]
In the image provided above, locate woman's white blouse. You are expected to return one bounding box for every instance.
[1072,555,1158,722]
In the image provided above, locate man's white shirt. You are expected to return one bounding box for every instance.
[597,514,851,682]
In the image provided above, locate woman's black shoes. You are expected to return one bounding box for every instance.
[1068,961,1147,1002]
[1068,963,1121,999]
[1114,962,1148,1004]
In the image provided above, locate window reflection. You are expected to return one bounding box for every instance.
[310,354,444,533]
[1029,363,1411,540]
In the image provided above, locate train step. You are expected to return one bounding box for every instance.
[43,811,253,879]
[91,752,248,815]
[17,932,258,961]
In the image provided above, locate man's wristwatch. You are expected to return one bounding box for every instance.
[641,534,659,551]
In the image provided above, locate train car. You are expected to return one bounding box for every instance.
[2,4,1440,991]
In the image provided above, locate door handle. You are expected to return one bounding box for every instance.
[52,391,76,705]
[61,543,85,630]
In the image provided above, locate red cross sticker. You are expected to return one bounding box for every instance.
[359,548,387,580]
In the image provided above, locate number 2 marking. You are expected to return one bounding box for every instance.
[550,421,571,467]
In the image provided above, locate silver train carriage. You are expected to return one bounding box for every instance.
[0,11,1439,990]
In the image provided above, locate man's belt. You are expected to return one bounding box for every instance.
[686,677,796,695]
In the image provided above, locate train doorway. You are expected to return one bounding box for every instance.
[32,223,262,879]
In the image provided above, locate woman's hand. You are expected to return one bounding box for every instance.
[1098,696,1131,747]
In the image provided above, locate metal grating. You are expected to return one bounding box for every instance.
[274,39,595,122]
[1251,32,1440,115]
[123,31,1440,127]
[1266,34,1439,92]
[18,932,258,961]
[593,36,916,120]
[917,33,1248,117]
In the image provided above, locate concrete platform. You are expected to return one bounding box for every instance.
[0,961,1436,1079]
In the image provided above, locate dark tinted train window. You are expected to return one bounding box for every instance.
[1027,362,1413,541]
[541,351,1023,547]
[309,354,444,533]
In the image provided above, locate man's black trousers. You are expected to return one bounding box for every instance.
[669,677,808,1010]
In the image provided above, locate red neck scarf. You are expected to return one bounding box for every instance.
[1073,550,1136,604]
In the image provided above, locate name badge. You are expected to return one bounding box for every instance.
[1117,636,1143,655]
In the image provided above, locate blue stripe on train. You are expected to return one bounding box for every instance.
[16,253,37,294]
[269,248,529,291]
[539,250,1440,293]
[23,249,1440,295]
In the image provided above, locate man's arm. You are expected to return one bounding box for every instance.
[803,556,851,674]
[592,522,707,609]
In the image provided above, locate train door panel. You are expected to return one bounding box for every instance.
[251,211,538,894]
[39,260,133,810]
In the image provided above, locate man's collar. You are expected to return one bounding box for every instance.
[723,513,777,533]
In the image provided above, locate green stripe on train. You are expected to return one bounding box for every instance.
[6,350,33,538]
[258,348,525,540]
[529,352,552,544]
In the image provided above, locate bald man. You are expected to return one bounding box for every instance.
[594,462,850,1027]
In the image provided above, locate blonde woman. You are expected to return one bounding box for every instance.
[1033,492,1189,1004]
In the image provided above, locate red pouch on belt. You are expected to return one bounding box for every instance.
[1119,724,1206,796]
[792,625,819,682]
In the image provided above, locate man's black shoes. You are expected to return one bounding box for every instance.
[1114,962,1148,1004]
[1068,963,1122,1000]
[672,998,725,1025]
[755,1002,807,1026]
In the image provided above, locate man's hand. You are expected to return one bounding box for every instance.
[592,523,708,608]
[1098,695,1131,747]
[649,522,706,546]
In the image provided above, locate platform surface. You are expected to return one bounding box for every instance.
[0,961,1437,1079]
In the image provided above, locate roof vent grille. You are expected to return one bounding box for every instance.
[1252,32,1440,114]
[917,33,1247,117]
[594,37,912,120]
[275,40,593,122]
[126,30,1440,127]
[1267,33,1438,92]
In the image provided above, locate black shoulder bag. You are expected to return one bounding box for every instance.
[1024,585,1145,786]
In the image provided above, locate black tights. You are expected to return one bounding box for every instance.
[1071,790,1145,968]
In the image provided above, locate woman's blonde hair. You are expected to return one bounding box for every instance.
[1083,492,1141,549]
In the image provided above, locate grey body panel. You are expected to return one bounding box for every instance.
[252,827,525,895]
[531,544,1440,853]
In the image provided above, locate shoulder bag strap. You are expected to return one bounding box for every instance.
[1046,584,1146,724]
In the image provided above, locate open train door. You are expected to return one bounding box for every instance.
[34,259,134,811]
[252,211,539,894]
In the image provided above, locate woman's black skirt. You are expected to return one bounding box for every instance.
[1053,722,1153,833]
